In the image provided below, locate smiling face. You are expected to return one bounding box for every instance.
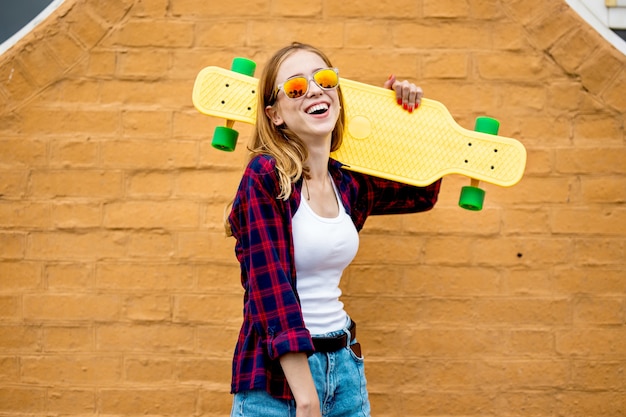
[265,49,341,146]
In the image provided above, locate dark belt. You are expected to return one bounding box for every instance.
[312,320,358,353]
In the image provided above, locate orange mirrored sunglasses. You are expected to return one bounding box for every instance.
[275,68,340,100]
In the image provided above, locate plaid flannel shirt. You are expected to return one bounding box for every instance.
[228,154,441,400]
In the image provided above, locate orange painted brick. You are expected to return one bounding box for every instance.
[556,148,626,174]
[551,207,626,236]
[574,238,625,265]
[355,234,424,264]
[46,263,93,290]
[0,325,40,351]
[197,325,241,353]
[570,361,626,390]
[19,108,119,135]
[407,328,504,357]
[96,263,195,290]
[327,0,418,18]
[18,44,65,88]
[574,113,623,144]
[124,295,172,321]
[21,356,121,384]
[345,23,393,49]
[171,0,269,17]
[0,202,51,228]
[504,268,556,295]
[424,0,470,18]
[196,21,248,48]
[177,231,236,261]
[0,296,20,320]
[554,267,626,295]
[0,61,34,103]
[602,70,626,112]
[49,139,99,167]
[550,29,597,73]
[97,324,195,352]
[475,298,571,325]
[28,231,128,260]
[394,23,490,49]
[86,50,116,76]
[271,0,322,16]
[0,387,45,413]
[196,263,241,293]
[129,0,169,17]
[0,139,47,167]
[199,389,234,415]
[0,262,42,291]
[122,110,172,136]
[573,297,623,325]
[118,50,170,78]
[0,356,19,381]
[128,172,174,197]
[99,389,197,414]
[86,0,134,24]
[577,47,625,94]
[0,232,26,259]
[101,139,197,168]
[109,20,194,48]
[176,169,242,199]
[52,202,101,229]
[248,21,344,49]
[47,389,95,414]
[104,200,200,228]
[30,170,122,198]
[125,358,175,383]
[503,208,550,234]
[508,330,555,355]
[45,30,85,68]
[175,293,241,322]
[423,53,469,79]
[477,360,570,388]
[65,6,109,47]
[557,328,626,356]
[43,326,93,352]
[478,52,560,81]
[404,265,501,296]
[177,357,232,383]
[557,391,626,417]
[23,294,121,321]
[128,231,175,257]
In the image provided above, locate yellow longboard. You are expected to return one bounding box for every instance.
[192,58,527,210]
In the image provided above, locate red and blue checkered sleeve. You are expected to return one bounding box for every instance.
[229,156,314,360]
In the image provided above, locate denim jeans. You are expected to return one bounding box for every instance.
[231,319,370,417]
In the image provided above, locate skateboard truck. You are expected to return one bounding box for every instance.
[458,117,501,211]
[211,58,257,151]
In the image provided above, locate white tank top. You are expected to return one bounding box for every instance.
[292,178,359,334]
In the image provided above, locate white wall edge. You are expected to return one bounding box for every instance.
[564,0,626,56]
[0,0,67,56]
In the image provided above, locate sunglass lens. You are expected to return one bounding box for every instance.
[283,77,308,99]
[314,69,338,89]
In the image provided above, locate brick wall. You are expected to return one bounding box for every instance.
[1,0,625,416]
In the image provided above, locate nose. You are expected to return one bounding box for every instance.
[306,78,323,96]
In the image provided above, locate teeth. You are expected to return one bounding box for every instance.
[306,103,329,114]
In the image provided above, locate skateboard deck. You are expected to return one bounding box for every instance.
[192,63,526,193]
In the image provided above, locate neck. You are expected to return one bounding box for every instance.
[304,135,331,181]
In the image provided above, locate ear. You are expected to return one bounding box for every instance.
[265,105,284,126]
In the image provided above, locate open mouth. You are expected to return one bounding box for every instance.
[306,103,329,115]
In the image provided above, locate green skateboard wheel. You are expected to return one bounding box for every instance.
[212,126,239,152]
[475,116,500,135]
[459,186,485,211]
[231,57,256,76]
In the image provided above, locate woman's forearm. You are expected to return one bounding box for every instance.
[279,352,321,416]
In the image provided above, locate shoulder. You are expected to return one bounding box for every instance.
[246,154,277,176]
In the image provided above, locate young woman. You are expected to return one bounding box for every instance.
[227,43,441,417]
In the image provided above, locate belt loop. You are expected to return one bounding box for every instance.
[345,317,352,342]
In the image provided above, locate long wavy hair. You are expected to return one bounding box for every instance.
[251,42,346,200]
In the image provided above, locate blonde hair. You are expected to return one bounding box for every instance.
[224,43,346,236]
[251,42,346,200]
